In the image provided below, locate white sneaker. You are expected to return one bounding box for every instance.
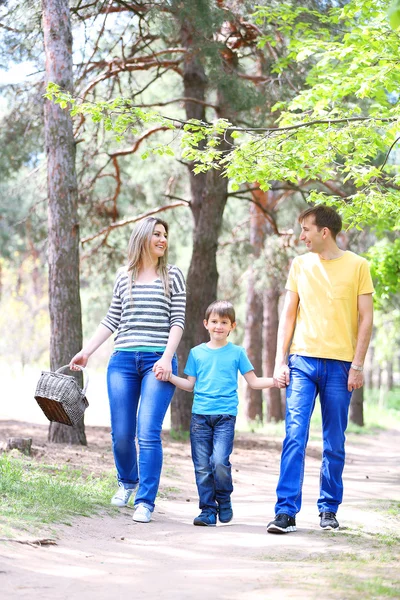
[111,483,137,507]
[132,504,152,523]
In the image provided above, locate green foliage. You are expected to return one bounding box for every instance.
[367,239,400,304]
[388,0,400,29]
[45,2,400,229]
[365,388,400,411]
[44,1,400,312]
[45,84,175,143]
[0,453,116,533]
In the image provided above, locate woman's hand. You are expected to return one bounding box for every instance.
[152,356,172,381]
[69,351,89,371]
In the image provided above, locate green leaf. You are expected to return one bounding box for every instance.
[388,0,400,29]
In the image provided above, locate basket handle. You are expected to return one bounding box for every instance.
[56,365,89,396]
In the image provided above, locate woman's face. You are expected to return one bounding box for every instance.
[149,223,168,260]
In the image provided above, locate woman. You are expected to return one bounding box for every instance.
[70,217,186,523]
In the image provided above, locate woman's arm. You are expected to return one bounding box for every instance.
[70,324,113,369]
[152,325,184,380]
[243,370,277,390]
[154,266,186,380]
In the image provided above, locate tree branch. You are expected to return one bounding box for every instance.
[108,126,170,156]
[81,201,190,245]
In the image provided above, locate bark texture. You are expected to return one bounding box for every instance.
[243,200,266,422]
[42,0,86,444]
[263,282,283,422]
[350,387,364,426]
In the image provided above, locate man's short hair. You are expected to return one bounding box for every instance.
[204,300,236,324]
[298,205,342,239]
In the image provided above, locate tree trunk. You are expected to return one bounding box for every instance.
[243,269,264,422]
[171,20,231,431]
[263,282,283,422]
[243,199,267,422]
[387,359,393,391]
[42,0,86,445]
[375,365,382,390]
[350,387,364,426]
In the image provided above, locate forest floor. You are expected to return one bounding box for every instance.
[0,420,399,600]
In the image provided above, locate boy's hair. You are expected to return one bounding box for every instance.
[298,205,342,239]
[204,300,236,323]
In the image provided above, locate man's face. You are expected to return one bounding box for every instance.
[299,216,327,253]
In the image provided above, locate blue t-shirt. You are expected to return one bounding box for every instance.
[184,342,254,416]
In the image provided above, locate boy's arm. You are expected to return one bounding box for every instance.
[243,370,277,390]
[169,373,196,392]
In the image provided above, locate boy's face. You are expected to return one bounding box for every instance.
[203,311,236,342]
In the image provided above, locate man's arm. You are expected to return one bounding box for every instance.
[348,293,373,391]
[274,290,299,385]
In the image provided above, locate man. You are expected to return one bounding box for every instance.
[268,205,374,533]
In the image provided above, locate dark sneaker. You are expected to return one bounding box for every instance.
[319,512,339,531]
[193,510,217,527]
[267,513,296,534]
[218,502,233,524]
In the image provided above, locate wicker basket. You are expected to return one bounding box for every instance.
[34,365,89,426]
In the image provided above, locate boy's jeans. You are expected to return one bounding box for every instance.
[107,350,177,511]
[190,413,236,514]
[275,355,352,517]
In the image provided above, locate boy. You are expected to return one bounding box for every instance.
[157,300,278,526]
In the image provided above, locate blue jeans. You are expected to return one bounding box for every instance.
[190,413,236,514]
[107,350,177,511]
[275,355,352,517]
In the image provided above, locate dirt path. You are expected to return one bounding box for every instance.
[1,422,399,599]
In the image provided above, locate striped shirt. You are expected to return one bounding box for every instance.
[101,265,186,349]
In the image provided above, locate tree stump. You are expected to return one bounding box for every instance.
[7,437,32,455]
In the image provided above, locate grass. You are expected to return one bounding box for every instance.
[169,428,190,442]
[0,452,117,537]
[259,522,400,599]
[371,500,400,518]
[333,575,400,598]
[157,486,181,499]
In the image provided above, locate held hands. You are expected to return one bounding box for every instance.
[152,357,172,381]
[273,363,290,388]
[154,365,166,380]
[273,376,286,389]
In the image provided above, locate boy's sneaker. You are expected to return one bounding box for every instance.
[319,512,339,531]
[267,513,296,534]
[193,510,217,527]
[111,483,137,507]
[132,504,152,523]
[218,502,233,523]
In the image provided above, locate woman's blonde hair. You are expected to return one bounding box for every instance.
[127,217,170,296]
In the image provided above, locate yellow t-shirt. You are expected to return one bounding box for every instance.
[287,251,374,362]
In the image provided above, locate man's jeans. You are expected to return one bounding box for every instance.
[107,350,177,511]
[190,414,236,513]
[275,355,352,517]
